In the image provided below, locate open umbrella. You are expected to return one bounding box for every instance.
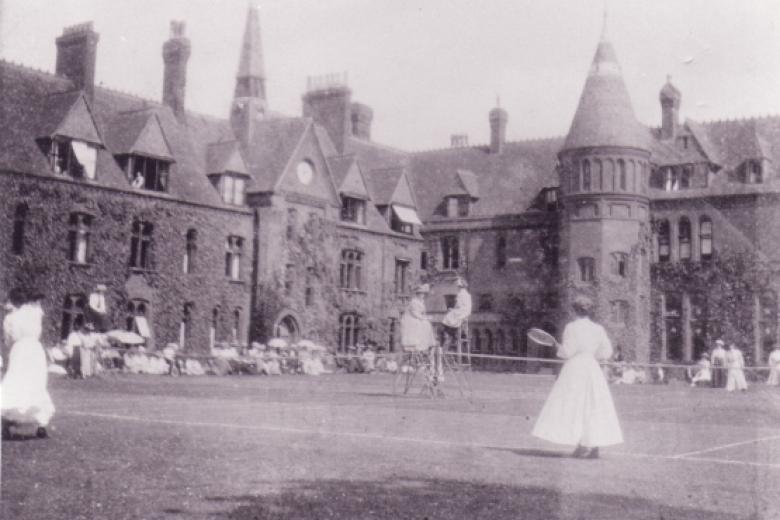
[106,329,146,345]
[267,337,288,349]
[296,339,316,349]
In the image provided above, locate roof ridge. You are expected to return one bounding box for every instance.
[411,134,565,154]
[348,136,408,155]
[690,113,780,126]
[1,59,71,83]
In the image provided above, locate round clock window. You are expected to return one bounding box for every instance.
[297,161,314,185]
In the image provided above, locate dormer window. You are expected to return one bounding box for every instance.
[219,173,246,205]
[663,167,679,192]
[740,160,763,184]
[390,205,421,235]
[446,196,470,217]
[48,137,98,180]
[119,154,170,192]
[544,188,558,211]
[341,196,366,225]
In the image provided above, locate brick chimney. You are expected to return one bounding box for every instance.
[451,134,469,148]
[303,73,351,153]
[489,105,508,154]
[659,76,681,140]
[162,21,191,121]
[350,102,373,140]
[55,22,99,100]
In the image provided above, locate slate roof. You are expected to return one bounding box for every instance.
[243,117,310,192]
[207,140,248,175]
[0,60,240,209]
[408,138,563,220]
[39,91,103,145]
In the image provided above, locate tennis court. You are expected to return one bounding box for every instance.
[3,370,779,519]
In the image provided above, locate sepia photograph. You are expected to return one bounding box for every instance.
[1,1,779,518]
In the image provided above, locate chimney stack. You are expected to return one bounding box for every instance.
[659,76,681,140]
[489,105,508,154]
[451,134,469,148]
[162,21,191,121]
[350,102,373,140]
[55,22,99,100]
[302,73,351,153]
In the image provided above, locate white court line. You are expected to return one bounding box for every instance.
[672,432,780,459]
[62,410,780,470]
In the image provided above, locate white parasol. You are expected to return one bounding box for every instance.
[267,337,288,349]
[296,339,316,349]
[106,329,146,345]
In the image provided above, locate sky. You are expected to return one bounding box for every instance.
[1,0,779,151]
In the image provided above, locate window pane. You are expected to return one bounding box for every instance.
[223,176,235,204]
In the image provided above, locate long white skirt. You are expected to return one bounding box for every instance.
[400,314,435,351]
[726,368,748,391]
[532,354,623,447]
[766,367,780,386]
[2,338,55,426]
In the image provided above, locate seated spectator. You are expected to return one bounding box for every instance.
[767,344,780,386]
[265,348,282,375]
[360,346,377,373]
[687,353,712,387]
[162,343,179,376]
[347,345,363,373]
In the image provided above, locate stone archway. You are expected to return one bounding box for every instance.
[273,313,300,344]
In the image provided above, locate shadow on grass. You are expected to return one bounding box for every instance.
[201,477,743,520]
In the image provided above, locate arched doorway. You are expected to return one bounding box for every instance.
[273,314,300,344]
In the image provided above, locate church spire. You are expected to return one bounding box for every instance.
[234,2,266,101]
[231,2,267,144]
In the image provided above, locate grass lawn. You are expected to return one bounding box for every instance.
[3,371,780,519]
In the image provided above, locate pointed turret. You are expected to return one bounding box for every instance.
[563,23,647,151]
[231,2,267,144]
[234,2,266,101]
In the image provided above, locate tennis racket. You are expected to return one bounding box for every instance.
[527,328,558,347]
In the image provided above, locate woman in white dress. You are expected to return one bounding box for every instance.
[400,284,436,352]
[767,345,780,386]
[532,295,623,458]
[2,288,55,438]
[725,343,748,392]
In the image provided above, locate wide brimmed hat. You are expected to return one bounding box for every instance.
[96,284,107,291]
[455,277,468,288]
[414,283,430,294]
[715,339,725,346]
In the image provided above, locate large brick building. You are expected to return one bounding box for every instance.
[1,7,778,364]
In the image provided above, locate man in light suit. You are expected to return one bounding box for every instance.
[441,277,472,350]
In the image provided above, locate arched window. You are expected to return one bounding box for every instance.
[629,160,636,191]
[484,329,494,354]
[12,203,28,255]
[759,291,778,354]
[179,302,193,350]
[183,229,197,274]
[126,299,150,339]
[496,329,506,354]
[440,236,459,270]
[678,217,692,260]
[68,212,92,264]
[340,249,364,289]
[129,219,154,270]
[699,216,713,260]
[604,159,614,191]
[577,257,595,282]
[593,159,603,190]
[618,159,627,190]
[225,236,244,280]
[611,252,629,277]
[657,219,671,262]
[210,307,220,349]
[60,293,86,340]
[232,308,242,343]
[582,160,591,191]
[473,329,482,353]
[338,312,361,352]
[495,235,507,269]
[570,165,580,193]
[511,329,521,354]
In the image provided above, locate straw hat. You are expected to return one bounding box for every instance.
[96,284,107,292]
[715,339,725,346]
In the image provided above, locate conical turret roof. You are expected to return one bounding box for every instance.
[563,31,648,151]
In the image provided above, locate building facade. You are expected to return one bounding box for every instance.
[1,8,778,363]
